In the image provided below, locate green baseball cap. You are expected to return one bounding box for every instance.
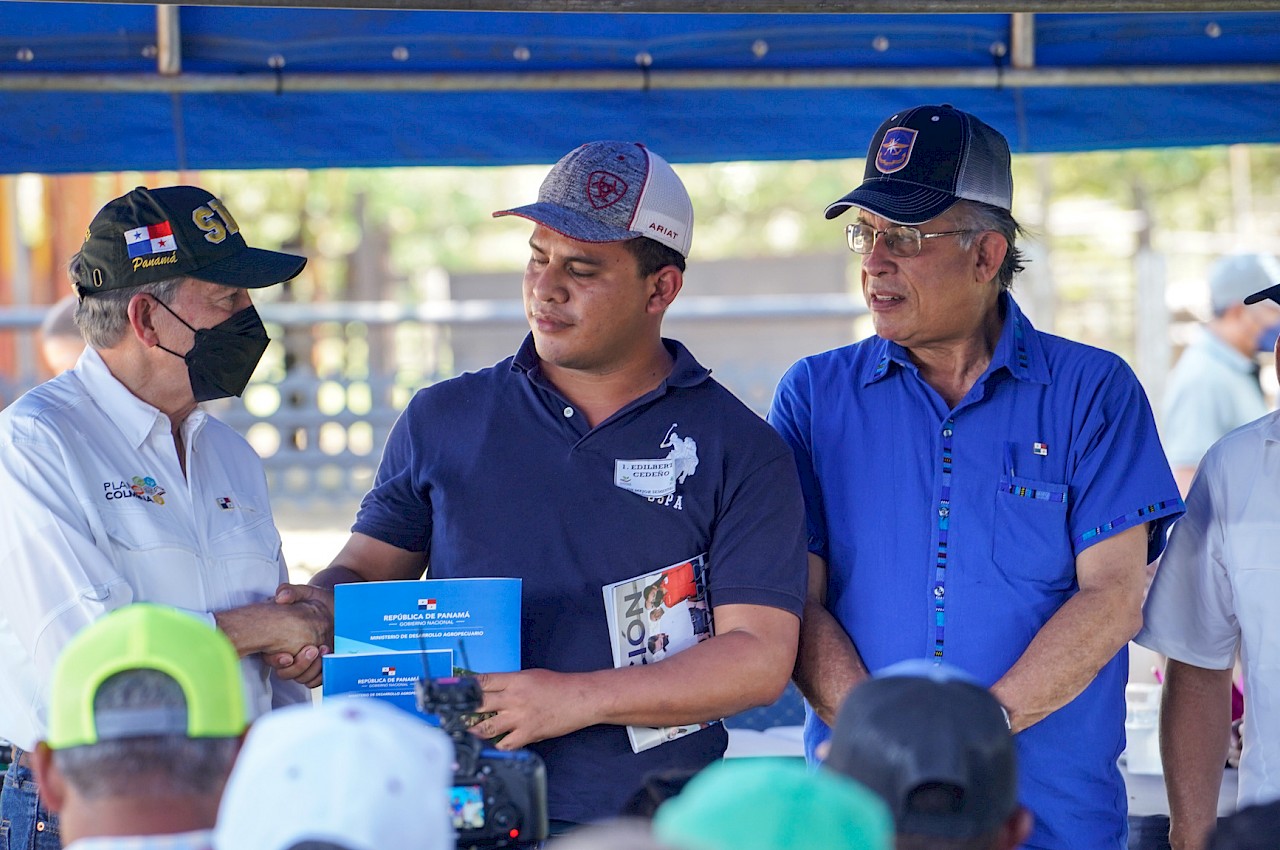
[653,758,892,850]
[45,603,246,750]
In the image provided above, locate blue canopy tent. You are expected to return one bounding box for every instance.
[1,3,1279,172]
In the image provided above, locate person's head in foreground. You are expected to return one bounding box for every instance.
[39,294,85,373]
[1207,797,1280,850]
[825,103,1025,351]
[33,603,247,847]
[213,697,456,850]
[824,660,1032,850]
[547,818,680,850]
[651,757,892,850]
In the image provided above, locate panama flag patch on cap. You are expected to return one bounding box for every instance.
[876,127,917,174]
[124,221,176,258]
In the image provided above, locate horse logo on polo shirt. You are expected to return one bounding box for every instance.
[661,424,699,484]
[613,423,700,510]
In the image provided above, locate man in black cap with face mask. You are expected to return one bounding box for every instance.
[0,186,329,850]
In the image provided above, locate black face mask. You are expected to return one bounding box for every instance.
[154,299,270,402]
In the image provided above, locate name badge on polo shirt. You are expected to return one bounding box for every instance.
[614,423,701,501]
[615,459,677,498]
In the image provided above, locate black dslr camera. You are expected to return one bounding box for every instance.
[417,676,549,850]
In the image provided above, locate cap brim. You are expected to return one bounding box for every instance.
[824,180,958,226]
[1244,282,1280,305]
[493,202,641,244]
[191,246,307,289]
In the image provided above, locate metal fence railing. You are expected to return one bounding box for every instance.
[0,294,868,507]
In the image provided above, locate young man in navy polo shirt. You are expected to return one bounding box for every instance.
[769,106,1183,850]
[292,141,808,827]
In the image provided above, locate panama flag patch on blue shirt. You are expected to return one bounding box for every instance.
[124,221,175,258]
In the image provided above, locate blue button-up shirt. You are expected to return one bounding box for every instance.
[769,294,1182,850]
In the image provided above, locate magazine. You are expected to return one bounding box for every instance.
[601,553,717,753]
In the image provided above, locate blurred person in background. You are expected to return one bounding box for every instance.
[1163,253,1280,495]
[37,295,84,375]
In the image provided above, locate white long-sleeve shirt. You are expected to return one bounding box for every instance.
[0,347,305,750]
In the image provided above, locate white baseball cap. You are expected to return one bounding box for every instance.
[214,698,456,850]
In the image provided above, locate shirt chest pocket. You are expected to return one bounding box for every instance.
[100,504,282,613]
[991,475,1075,590]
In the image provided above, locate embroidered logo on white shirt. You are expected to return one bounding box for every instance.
[103,475,166,505]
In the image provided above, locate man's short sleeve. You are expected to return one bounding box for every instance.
[1067,358,1183,563]
[351,397,433,552]
[1135,454,1238,669]
[704,448,808,617]
[768,359,829,562]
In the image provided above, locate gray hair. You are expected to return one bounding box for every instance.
[69,252,186,349]
[950,201,1026,292]
[52,668,240,800]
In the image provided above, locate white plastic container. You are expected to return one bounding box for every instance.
[1124,683,1163,775]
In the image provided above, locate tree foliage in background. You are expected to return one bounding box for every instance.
[112,142,1280,314]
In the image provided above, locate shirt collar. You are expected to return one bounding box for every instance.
[511,333,711,391]
[75,346,206,450]
[863,292,1051,387]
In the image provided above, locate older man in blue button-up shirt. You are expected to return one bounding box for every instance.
[769,105,1183,850]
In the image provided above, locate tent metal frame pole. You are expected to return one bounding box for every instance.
[155,5,181,76]
[1010,12,1035,70]
[2,64,1279,92]
[17,0,1280,12]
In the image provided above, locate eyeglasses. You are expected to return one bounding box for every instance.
[846,223,976,258]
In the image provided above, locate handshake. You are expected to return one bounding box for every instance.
[213,583,335,688]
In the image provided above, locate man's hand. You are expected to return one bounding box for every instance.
[265,583,337,687]
[275,583,336,641]
[472,670,594,751]
[266,643,328,688]
[215,584,335,688]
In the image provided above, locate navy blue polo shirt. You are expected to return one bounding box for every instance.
[355,334,808,824]
[769,294,1182,850]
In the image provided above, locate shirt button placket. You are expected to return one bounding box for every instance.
[934,418,956,661]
